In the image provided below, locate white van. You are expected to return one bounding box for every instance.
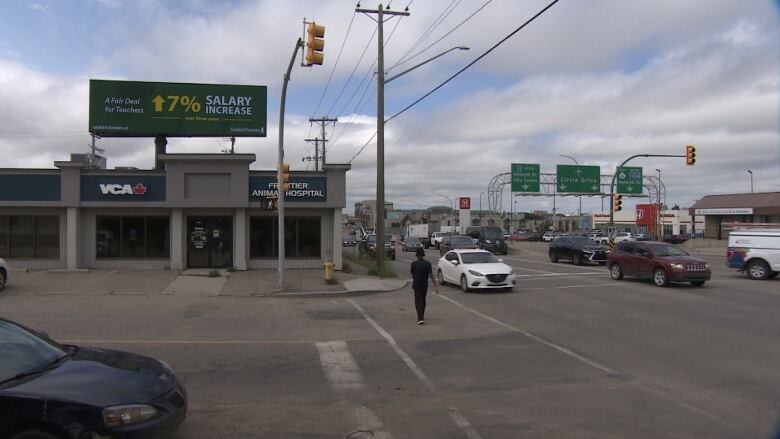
[727,228,780,280]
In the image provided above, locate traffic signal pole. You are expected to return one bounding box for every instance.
[608,153,686,246]
[278,38,304,288]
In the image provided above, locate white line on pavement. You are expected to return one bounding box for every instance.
[316,340,366,390]
[515,272,604,278]
[435,294,617,375]
[61,338,384,345]
[521,282,617,291]
[347,299,484,439]
[503,256,606,272]
[350,405,394,439]
[72,270,117,290]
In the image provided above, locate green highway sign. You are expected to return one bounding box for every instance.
[89,80,267,137]
[556,164,600,193]
[511,163,540,192]
[616,166,643,194]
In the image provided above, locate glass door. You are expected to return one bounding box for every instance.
[187,216,232,268]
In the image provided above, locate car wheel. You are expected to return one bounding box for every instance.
[460,275,470,293]
[770,272,779,278]
[609,263,623,280]
[690,280,705,287]
[437,269,446,285]
[549,251,559,263]
[10,430,63,439]
[572,253,583,265]
[0,269,5,291]
[746,259,770,280]
[653,268,669,287]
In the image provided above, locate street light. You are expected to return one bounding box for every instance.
[559,155,582,217]
[479,192,484,225]
[747,170,753,193]
[656,168,661,238]
[367,20,468,268]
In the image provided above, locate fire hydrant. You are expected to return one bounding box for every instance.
[324,259,335,282]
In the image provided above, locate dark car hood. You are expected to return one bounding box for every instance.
[583,245,607,252]
[4,346,173,407]
[656,255,706,264]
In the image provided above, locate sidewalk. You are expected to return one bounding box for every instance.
[4,267,408,297]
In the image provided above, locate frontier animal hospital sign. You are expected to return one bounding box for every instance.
[249,176,327,202]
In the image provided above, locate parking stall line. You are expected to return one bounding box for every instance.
[347,299,484,439]
[71,270,117,290]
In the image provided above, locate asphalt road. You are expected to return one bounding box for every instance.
[2,242,779,438]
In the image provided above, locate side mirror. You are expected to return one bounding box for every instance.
[451,260,459,265]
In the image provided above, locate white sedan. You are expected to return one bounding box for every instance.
[0,257,8,291]
[437,249,516,292]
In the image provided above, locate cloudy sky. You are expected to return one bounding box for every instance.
[1,0,778,215]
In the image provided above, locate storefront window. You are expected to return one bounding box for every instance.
[250,216,320,258]
[0,216,59,259]
[97,216,169,259]
[663,225,674,236]
[146,217,170,258]
[679,225,688,235]
[9,217,35,258]
[35,216,60,259]
[0,216,7,257]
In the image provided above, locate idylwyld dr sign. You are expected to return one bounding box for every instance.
[616,166,643,194]
[511,163,540,192]
[89,80,267,137]
[556,164,600,193]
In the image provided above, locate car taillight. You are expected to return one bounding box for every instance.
[726,250,734,258]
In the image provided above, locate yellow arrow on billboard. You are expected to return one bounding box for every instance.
[152,95,165,112]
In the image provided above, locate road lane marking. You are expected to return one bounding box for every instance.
[503,256,606,272]
[61,338,384,345]
[349,405,394,439]
[316,340,365,390]
[515,272,604,278]
[347,299,483,439]
[72,270,117,290]
[521,282,617,291]
[435,294,617,375]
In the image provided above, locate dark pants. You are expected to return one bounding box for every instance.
[414,288,428,321]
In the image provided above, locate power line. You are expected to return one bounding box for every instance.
[389,0,460,71]
[386,0,560,124]
[310,11,358,118]
[391,0,492,71]
[348,130,377,163]
[325,24,378,117]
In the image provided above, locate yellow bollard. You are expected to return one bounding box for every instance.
[324,259,335,282]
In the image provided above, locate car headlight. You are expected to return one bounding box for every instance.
[467,270,484,277]
[485,240,492,244]
[103,405,158,428]
[670,263,684,269]
[704,263,710,269]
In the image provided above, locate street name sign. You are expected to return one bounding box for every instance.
[556,165,600,193]
[89,79,267,137]
[616,166,643,194]
[511,163,540,192]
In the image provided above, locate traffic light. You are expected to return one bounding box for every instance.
[280,163,290,192]
[613,193,623,212]
[686,145,696,165]
[305,22,325,66]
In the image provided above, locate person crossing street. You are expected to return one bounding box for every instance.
[410,248,438,325]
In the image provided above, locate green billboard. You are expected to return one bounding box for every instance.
[556,165,600,193]
[616,166,643,194]
[89,80,267,137]
[511,163,540,192]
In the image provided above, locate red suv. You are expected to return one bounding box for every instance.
[607,241,711,287]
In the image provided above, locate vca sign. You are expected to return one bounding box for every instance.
[99,183,148,195]
[81,176,165,201]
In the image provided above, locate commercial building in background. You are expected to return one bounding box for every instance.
[689,192,780,239]
[0,154,349,271]
[592,209,703,236]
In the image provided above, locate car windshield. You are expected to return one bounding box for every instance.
[461,252,499,264]
[451,236,475,246]
[0,320,66,383]
[651,244,688,257]
[367,235,376,243]
[483,228,503,240]
[406,238,420,244]
[343,236,355,242]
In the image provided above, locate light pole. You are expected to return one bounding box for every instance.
[559,155,582,217]
[358,2,466,269]
[513,199,517,234]
[656,168,661,238]
[479,192,484,225]
[437,194,454,227]
[747,170,753,193]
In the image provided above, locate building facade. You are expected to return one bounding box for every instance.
[689,192,780,239]
[0,154,350,271]
[592,209,703,235]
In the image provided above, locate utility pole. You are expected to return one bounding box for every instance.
[303,138,320,170]
[356,4,409,270]
[309,117,337,170]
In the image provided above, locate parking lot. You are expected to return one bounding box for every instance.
[2,242,779,438]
